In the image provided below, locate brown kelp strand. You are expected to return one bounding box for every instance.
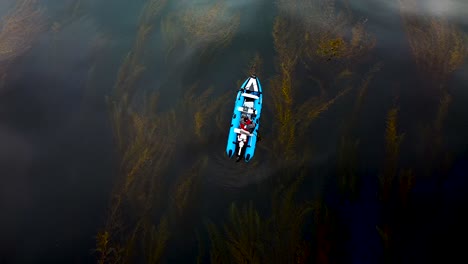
[376,103,418,263]
[0,0,46,62]
[398,168,414,208]
[170,157,207,219]
[337,136,360,199]
[142,215,170,264]
[420,90,453,177]
[206,173,314,264]
[114,0,167,101]
[379,105,405,203]
[177,85,230,141]
[270,1,303,161]
[98,95,177,264]
[337,63,382,199]
[269,173,314,264]
[269,0,375,165]
[399,0,468,85]
[313,202,336,264]
[352,62,383,123]
[180,1,240,49]
[245,53,263,78]
[432,92,452,165]
[97,1,170,263]
[0,0,46,94]
[299,0,376,73]
[376,224,391,258]
[399,0,463,181]
[161,0,240,60]
[223,202,267,264]
[100,83,223,262]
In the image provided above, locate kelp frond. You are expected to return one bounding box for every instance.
[307,86,351,121]
[380,106,405,202]
[96,230,123,264]
[171,157,207,217]
[178,0,240,56]
[269,173,314,264]
[223,202,267,264]
[398,169,414,207]
[206,202,267,264]
[0,0,45,94]
[354,62,383,113]
[300,0,375,67]
[143,215,170,264]
[177,85,229,140]
[434,91,452,133]
[376,224,391,252]
[114,0,167,101]
[337,136,360,198]
[205,170,315,264]
[0,0,46,62]
[206,220,230,264]
[245,53,263,77]
[399,0,468,83]
[272,16,301,72]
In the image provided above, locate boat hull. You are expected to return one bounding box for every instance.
[226,75,262,162]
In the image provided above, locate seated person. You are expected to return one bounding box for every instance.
[240,116,255,133]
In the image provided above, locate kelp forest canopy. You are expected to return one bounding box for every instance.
[0,0,467,263]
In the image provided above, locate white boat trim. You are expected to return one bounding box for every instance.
[241,93,259,100]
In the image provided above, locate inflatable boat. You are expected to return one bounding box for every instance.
[225,75,262,162]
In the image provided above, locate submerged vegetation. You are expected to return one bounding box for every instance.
[37,0,468,261]
[399,0,468,85]
[161,0,240,61]
[0,0,45,93]
[399,0,466,180]
[0,0,45,62]
[1,0,467,262]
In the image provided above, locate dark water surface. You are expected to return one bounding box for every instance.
[1,0,467,263]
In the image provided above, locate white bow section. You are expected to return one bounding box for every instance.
[244,77,259,92]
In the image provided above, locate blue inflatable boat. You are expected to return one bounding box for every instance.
[226,75,262,162]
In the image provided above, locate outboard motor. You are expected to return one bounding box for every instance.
[236,134,248,161]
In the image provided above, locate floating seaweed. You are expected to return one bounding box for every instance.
[399,0,468,85]
[337,63,382,199]
[299,0,376,72]
[142,215,170,264]
[398,168,414,208]
[399,0,465,177]
[96,1,171,263]
[379,105,405,203]
[114,0,167,102]
[161,0,240,61]
[0,0,46,94]
[205,171,314,264]
[0,0,46,62]
[268,0,374,166]
[170,157,207,220]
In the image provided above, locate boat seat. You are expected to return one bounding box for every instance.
[244,101,254,108]
[234,128,252,136]
[237,106,255,114]
[241,93,259,100]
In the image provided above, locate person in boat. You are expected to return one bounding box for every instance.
[240,116,255,133]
